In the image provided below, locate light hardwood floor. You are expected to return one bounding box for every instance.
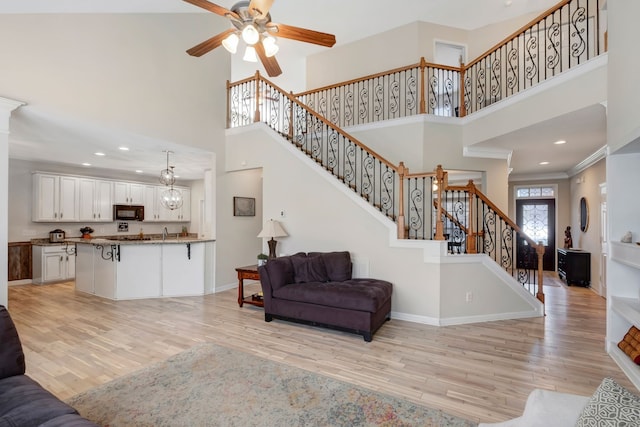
[7,275,634,424]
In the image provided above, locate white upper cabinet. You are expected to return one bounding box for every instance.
[114,182,144,205]
[79,178,113,222]
[33,174,79,222]
[33,172,190,224]
[144,185,190,222]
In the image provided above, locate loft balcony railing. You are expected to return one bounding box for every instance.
[294,0,602,121]
[227,74,546,304]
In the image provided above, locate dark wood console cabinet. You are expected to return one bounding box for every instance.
[557,248,590,287]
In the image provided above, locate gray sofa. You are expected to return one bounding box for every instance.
[0,305,97,427]
[258,251,392,341]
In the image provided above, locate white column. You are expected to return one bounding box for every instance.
[0,97,25,307]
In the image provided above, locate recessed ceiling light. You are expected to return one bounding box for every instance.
[554,140,566,145]
[94,152,105,156]
[82,162,91,166]
[539,161,550,165]
[119,146,130,151]
[135,170,143,174]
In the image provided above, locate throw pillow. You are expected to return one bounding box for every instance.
[574,377,640,427]
[291,255,328,283]
[0,306,26,379]
[309,251,352,281]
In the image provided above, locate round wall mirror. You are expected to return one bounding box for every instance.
[580,197,589,232]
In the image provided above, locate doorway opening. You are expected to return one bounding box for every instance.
[515,185,557,271]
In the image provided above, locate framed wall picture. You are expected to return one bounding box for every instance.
[233,197,255,217]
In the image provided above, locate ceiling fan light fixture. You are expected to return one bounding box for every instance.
[241,24,260,45]
[262,36,279,57]
[222,32,239,54]
[243,45,258,62]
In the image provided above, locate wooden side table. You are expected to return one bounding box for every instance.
[235,265,263,307]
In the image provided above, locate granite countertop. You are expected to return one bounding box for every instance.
[66,235,214,245]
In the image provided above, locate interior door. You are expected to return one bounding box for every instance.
[516,199,556,271]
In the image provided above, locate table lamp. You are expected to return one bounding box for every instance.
[257,219,288,259]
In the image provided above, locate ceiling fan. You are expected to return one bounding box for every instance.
[183,0,336,77]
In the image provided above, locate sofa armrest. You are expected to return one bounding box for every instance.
[0,306,26,379]
[479,389,589,427]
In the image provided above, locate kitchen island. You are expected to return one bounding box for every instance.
[69,236,215,300]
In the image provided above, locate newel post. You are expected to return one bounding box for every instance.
[226,80,231,129]
[419,57,427,115]
[288,91,294,140]
[459,63,467,117]
[536,242,545,306]
[434,165,445,240]
[397,162,407,239]
[253,71,261,123]
[466,180,477,254]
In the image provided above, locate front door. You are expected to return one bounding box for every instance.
[515,199,556,271]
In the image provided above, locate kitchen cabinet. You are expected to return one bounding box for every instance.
[144,185,190,222]
[32,174,79,222]
[8,242,32,281]
[162,241,203,296]
[114,182,144,205]
[79,178,113,222]
[73,239,213,299]
[32,244,76,284]
[557,248,591,286]
[144,185,169,222]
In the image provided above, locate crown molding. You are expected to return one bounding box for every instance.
[566,145,607,177]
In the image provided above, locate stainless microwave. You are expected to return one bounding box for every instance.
[113,204,144,221]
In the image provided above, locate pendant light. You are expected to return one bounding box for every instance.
[160,172,184,210]
[159,151,183,211]
[159,150,176,186]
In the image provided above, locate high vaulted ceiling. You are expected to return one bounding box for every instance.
[1,0,604,180]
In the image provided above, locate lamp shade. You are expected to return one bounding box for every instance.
[241,24,260,45]
[257,219,288,239]
[243,46,258,62]
[222,33,239,54]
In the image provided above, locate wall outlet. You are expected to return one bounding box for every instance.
[280,210,286,218]
[465,291,473,302]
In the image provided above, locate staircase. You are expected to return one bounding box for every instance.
[225,0,605,308]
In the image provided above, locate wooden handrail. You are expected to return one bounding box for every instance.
[293,58,461,98]
[247,72,400,173]
[447,181,542,250]
[465,0,572,68]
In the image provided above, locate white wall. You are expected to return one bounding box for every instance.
[606,1,640,153]
[569,158,606,295]
[0,14,228,150]
[214,167,264,290]
[225,124,542,322]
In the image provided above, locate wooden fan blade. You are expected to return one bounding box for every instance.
[182,0,240,20]
[268,23,336,47]
[255,42,282,77]
[248,0,274,18]
[186,28,236,57]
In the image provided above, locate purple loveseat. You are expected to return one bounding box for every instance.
[258,251,392,341]
[0,305,97,427]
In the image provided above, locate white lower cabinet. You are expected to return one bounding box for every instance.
[33,245,76,284]
[74,241,210,299]
[162,242,204,296]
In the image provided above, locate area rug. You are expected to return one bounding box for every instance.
[67,343,476,427]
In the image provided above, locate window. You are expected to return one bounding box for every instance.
[516,186,555,199]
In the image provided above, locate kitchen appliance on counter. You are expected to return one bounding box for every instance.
[49,229,65,243]
[113,204,144,221]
